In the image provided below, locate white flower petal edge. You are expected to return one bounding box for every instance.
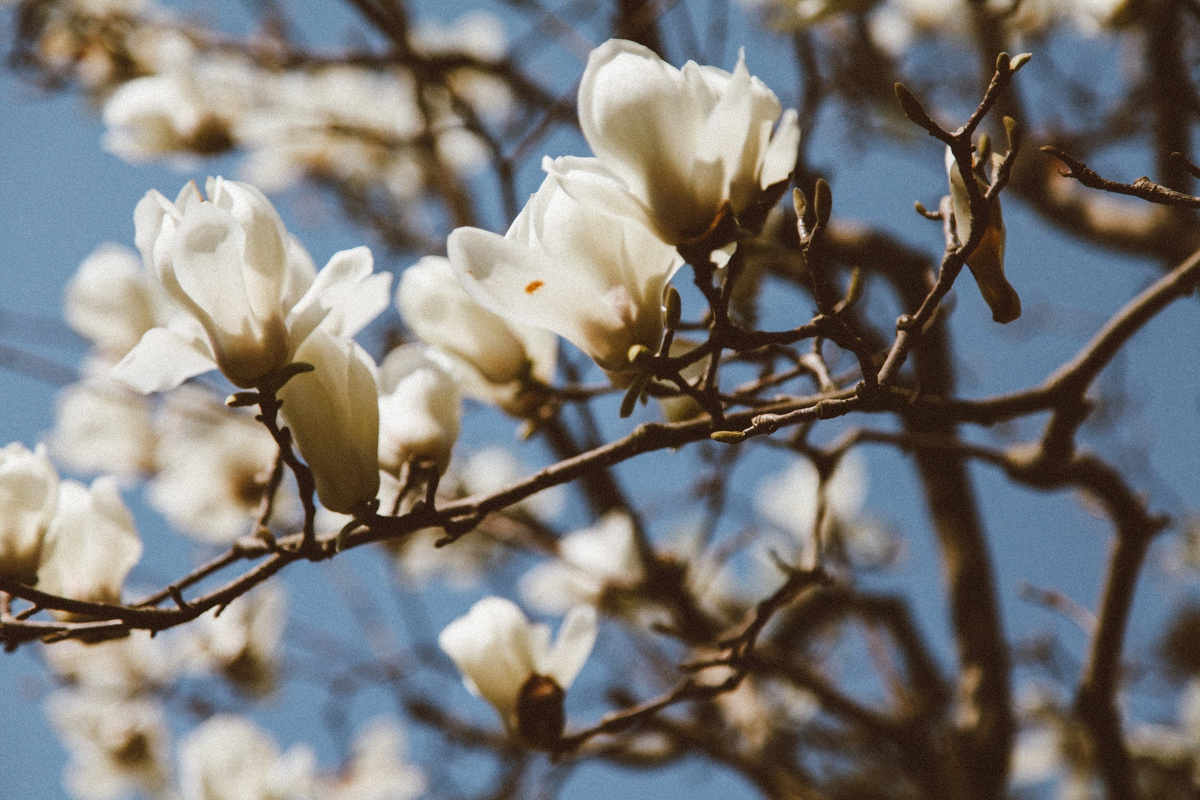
[448,171,682,378]
[438,597,597,730]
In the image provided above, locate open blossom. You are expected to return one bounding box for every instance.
[439,597,597,748]
[64,243,169,362]
[50,374,157,479]
[183,583,285,697]
[0,442,59,584]
[397,255,556,403]
[37,477,142,609]
[377,345,461,478]
[113,177,390,391]
[321,719,426,800]
[150,388,297,544]
[279,328,381,515]
[449,170,683,378]
[178,715,315,800]
[520,512,645,615]
[47,691,172,800]
[946,146,1020,324]
[547,39,800,244]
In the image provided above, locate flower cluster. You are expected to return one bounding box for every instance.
[448,39,799,379]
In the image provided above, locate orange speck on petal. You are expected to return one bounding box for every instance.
[525,280,545,294]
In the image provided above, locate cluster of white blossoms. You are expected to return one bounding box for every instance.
[449,38,800,379]
[25,0,509,206]
[40,613,426,800]
[754,0,1134,55]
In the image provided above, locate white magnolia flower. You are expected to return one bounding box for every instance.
[278,328,381,515]
[397,255,556,405]
[37,477,142,609]
[50,376,157,479]
[321,719,426,800]
[520,512,645,614]
[64,243,169,362]
[547,39,800,244]
[47,691,171,800]
[183,583,285,697]
[44,631,175,698]
[459,447,564,523]
[113,177,390,391]
[101,56,250,163]
[438,597,597,747]
[239,66,426,199]
[0,442,59,584]
[449,170,683,378]
[946,146,1020,324]
[377,345,461,478]
[150,389,296,544]
[178,714,315,800]
[756,451,866,540]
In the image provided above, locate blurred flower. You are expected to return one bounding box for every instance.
[50,374,157,479]
[547,39,799,244]
[101,50,253,163]
[439,597,597,747]
[449,170,683,378]
[321,718,426,800]
[946,146,1020,324]
[182,583,285,697]
[0,442,59,584]
[150,388,296,544]
[410,11,513,118]
[46,691,171,800]
[377,345,461,479]
[520,512,644,614]
[37,477,142,610]
[44,631,176,698]
[178,714,315,800]
[64,243,169,362]
[113,177,389,391]
[278,328,381,515]
[397,255,556,409]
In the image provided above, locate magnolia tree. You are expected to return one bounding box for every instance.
[3,0,1200,799]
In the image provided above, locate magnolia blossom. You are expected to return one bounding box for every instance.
[150,389,297,544]
[279,328,381,515]
[377,345,461,478]
[46,691,171,800]
[321,719,427,800]
[50,376,157,479]
[547,39,800,244]
[36,477,142,609]
[113,177,390,391]
[178,714,315,800]
[101,59,250,163]
[397,255,556,405]
[439,597,597,748]
[44,631,175,698]
[520,512,645,615]
[756,451,895,569]
[449,170,683,377]
[0,442,59,584]
[183,583,285,697]
[64,243,169,362]
[946,147,1021,324]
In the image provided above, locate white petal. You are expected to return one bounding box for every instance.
[438,597,540,723]
[109,326,216,394]
[542,604,598,690]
